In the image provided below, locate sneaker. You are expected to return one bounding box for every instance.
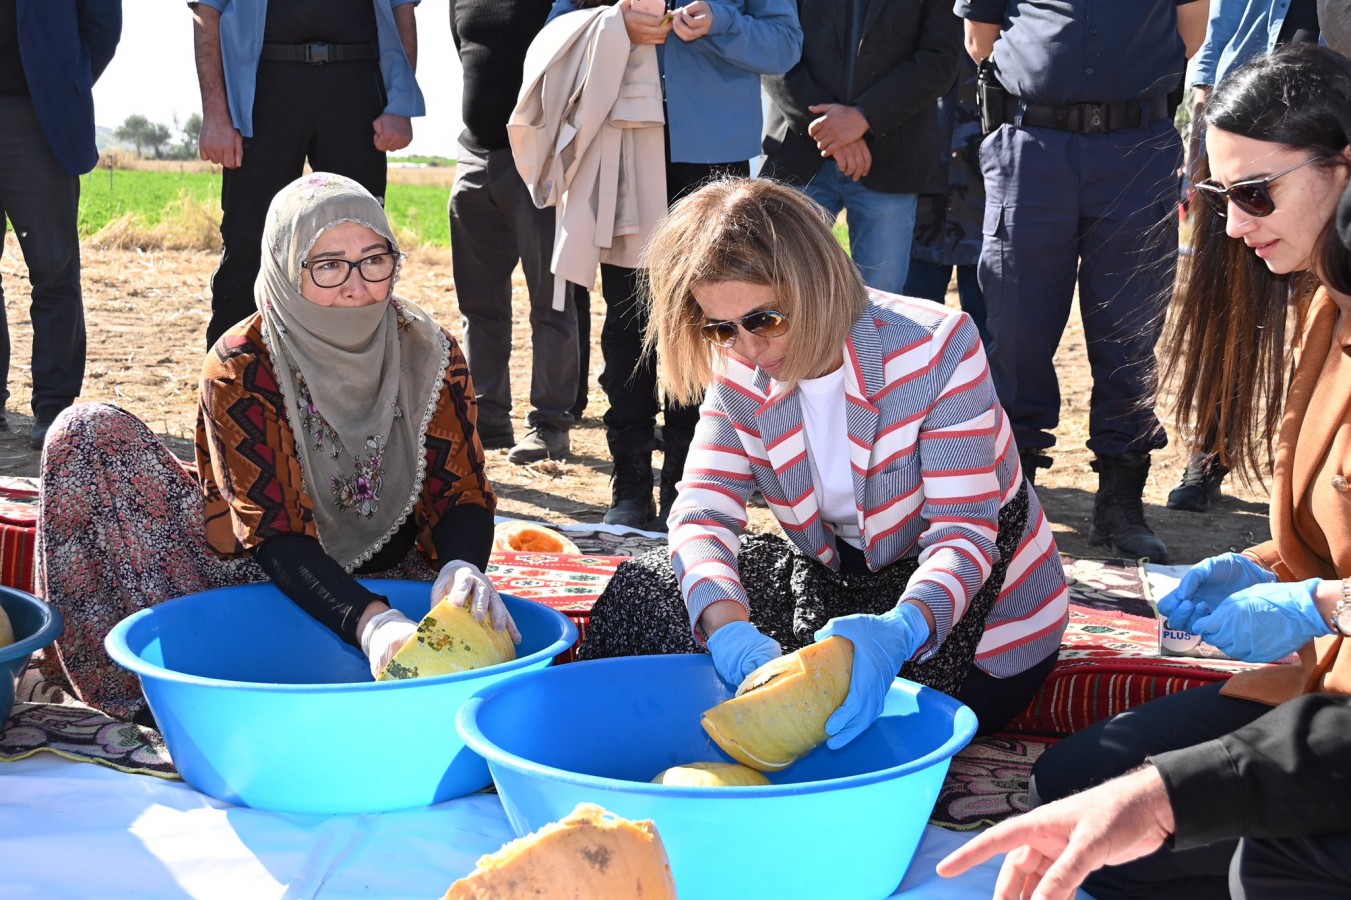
[1166,453,1228,513]
[506,424,570,465]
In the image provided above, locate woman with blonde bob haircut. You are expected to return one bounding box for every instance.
[579,177,1069,740]
[643,178,865,403]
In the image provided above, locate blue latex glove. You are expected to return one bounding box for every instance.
[706,620,782,687]
[814,603,931,749]
[1157,553,1277,632]
[1191,578,1330,663]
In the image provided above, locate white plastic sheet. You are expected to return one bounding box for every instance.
[0,755,1092,899]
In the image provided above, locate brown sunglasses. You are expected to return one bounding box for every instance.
[698,309,791,347]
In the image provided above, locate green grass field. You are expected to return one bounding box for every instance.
[76,168,453,247]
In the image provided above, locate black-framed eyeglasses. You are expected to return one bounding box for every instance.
[698,309,791,347]
[301,251,399,288]
[1194,155,1328,218]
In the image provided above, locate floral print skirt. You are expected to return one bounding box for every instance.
[36,403,434,721]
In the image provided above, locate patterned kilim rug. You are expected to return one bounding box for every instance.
[0,525,1218,830]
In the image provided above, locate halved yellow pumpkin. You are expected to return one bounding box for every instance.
[492,520,581,555]
[700,636,854,772]
[652,761,772,787]
[443,802,677,900]
[376,597,516,681]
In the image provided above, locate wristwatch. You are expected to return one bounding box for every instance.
[1332,581,1351,638]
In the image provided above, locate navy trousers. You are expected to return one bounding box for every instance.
[978,119,1179,457]
[0,94,85,419]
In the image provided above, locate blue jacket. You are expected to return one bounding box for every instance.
[191,0,425,138]
[548,0,801,164]
[1191,0,1310,88]
[17,0,122,175]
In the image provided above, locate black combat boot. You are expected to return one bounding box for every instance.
[649,438,691,533]
[1018,446,1052,487]
[1089,451,1170,562]
[603,451,656,528]
[1166,451,1229,513]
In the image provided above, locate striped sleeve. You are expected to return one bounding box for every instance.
[668,387,757,641]
[903,313,1004,658]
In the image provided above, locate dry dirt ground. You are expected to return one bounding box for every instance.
[0,223,1271,567]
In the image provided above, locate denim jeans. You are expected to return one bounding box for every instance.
[803,159,918,295]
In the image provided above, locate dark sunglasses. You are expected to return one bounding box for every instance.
[1194,155,1327,218]
[698,309,790,347]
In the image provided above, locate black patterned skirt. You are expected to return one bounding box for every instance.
[578,483,1031,698]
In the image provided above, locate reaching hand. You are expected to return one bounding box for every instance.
[706,620,782,687]
[1191,578,1329,662]
[359,607,418,679]
[814,603,930,749]
[936,766,1175,900]
[434,560,521,644]
[1157,553,1276,632]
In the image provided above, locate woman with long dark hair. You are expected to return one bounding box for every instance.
[1025,43,1351,899]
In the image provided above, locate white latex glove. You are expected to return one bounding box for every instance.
[434,560,521,644]
[359,607,418,679]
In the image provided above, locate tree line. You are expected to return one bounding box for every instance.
[113,113,202,161]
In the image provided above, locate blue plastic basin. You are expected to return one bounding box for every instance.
[0,587,64,725]
[105,580,576,814]
[457,654,977,900]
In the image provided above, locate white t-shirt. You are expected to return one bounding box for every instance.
[793,365,862,548]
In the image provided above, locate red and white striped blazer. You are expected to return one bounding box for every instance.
[670,293,1068,678]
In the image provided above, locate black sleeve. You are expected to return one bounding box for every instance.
[254,533,390,647]
[1151,692,1351,849]
[431,501,495,573]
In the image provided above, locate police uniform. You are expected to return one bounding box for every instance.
[955,0,1201,562]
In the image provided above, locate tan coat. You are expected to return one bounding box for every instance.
[1226,287,1351,704]
[509,5,668,309]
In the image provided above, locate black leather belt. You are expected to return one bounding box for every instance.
[259,41,378,65]
[994,92,1172,134]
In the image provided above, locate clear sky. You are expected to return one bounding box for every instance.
[92,2,466,159]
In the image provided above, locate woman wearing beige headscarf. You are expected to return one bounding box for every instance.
[36,173,503,723]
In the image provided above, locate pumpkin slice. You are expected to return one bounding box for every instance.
[0,605,12,649]
[443,802,677,900]
[700,636,854,772]
[493,520,581,555]
[652,761,772,787]
[376,597,516,681]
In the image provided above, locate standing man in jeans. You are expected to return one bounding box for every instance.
[0,0,122,449]
[955,0,1207,563]
[191,0,423,347]
[762,0,961,296]
[449,0,588,462]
